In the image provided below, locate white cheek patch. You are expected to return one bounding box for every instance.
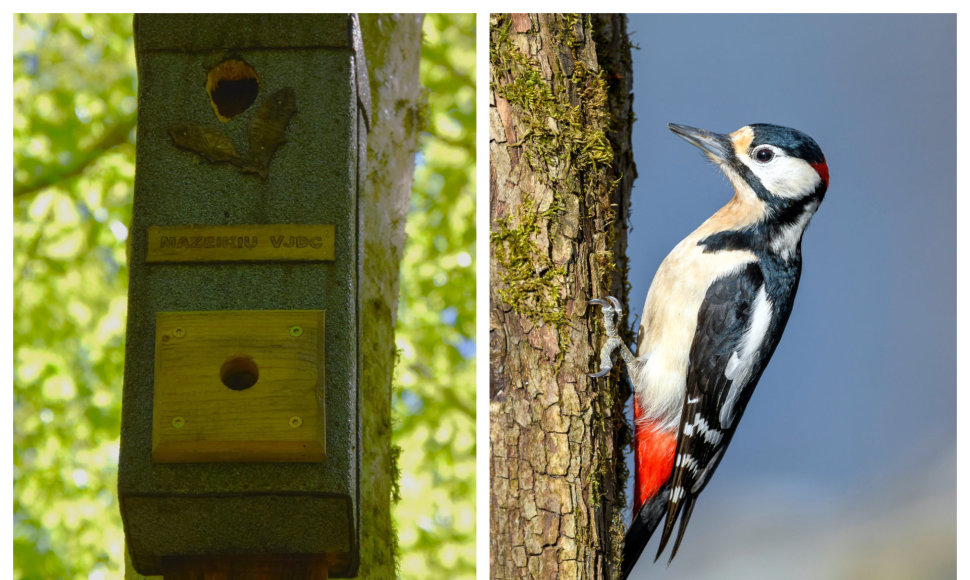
[740,153,822,200]
[719,285,772,428]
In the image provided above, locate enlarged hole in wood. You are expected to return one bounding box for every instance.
[206,58,259,121]
[220,355,259,391]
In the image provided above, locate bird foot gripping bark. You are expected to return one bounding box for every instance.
[588,296,636,378]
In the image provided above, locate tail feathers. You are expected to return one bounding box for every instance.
[657,494,699,563]
[619,481,670,580]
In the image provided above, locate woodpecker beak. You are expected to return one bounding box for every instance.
[668,123,734,163]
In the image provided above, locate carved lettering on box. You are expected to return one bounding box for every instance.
[146,224,335,263]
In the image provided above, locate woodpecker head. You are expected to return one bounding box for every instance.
[669,123,828,259]
[669,123,828,205]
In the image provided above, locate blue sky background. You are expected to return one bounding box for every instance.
[622,14,955,578]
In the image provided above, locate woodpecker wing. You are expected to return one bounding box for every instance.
[655,261,777,561]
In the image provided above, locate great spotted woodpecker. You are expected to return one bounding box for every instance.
[589,123,829,577]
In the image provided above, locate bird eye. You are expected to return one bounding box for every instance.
[754,147,774,163]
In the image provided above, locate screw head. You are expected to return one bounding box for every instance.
[172,416,185,429]
[173,327,186,338]
[289,416,303,428]
[289,326,303,337]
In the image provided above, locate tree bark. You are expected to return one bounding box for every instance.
[358,13,424,579]
[489,13,635,580]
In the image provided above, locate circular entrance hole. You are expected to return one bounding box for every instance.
[220,355,259,391]
[206,58,259,121]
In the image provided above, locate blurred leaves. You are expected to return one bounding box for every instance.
[391,13,476,580]
[13,13,135,580]
[14,12,476,580]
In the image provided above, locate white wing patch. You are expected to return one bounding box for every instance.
[724,352,742,382]
[670,486,686,503]
[676,453,699,475]
[692,413,723,445]
[719,284,773,428]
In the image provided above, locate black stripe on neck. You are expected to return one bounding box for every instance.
[698,192,821,257]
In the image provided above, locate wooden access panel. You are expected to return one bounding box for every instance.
[152,309,325,463]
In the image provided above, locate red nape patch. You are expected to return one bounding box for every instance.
[633,398,677,512]
[811,160,829,188]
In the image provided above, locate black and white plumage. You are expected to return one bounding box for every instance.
[590,123,829,576]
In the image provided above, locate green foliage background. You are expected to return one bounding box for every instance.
[13,14,475,579]
[393,13,476,578]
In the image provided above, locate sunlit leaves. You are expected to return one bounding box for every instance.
[14,14,136,199]
[392,13,476,580]
[14,14,134,579]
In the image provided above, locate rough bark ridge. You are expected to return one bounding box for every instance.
[358,13,424,579]
[489,14,635,580]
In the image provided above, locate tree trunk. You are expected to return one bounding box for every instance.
[357,13,424,579]
[489,13,635,580]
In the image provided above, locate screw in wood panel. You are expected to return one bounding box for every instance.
[172,416,185,429]
[289,325,303,337]
[289,416,303,428]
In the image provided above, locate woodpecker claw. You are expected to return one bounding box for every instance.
[589,296,623,311]
[588,295,636,378]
